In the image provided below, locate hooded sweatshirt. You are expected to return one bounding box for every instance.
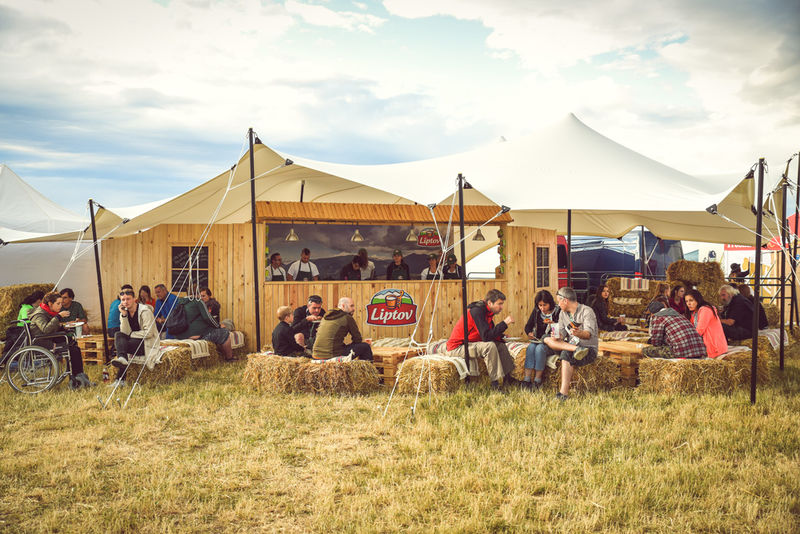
[312,309,363,359]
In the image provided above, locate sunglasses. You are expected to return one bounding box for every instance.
[119,290,135,296]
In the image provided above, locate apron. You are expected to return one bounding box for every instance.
[389,264,406,280]
[425,270,441,280]
[296,263,313,281]
[268,266,285,281]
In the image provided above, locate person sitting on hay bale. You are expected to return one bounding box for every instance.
[728,262,749,284]
[643,284,670,324]
[292,295,325,350]
[668,284,687,315]
[686,289,728,358]
[29,291,96,390]
[587,284,628,332]
[642,307,707,359]
[718,285,754,341]
[521,289,560,391]
[736,284,768,330]
[179,299,235,361]
[110,288,159,386]
[107,284,133,338]
[446,288,518,392]
[312,297,373,360]
[272,306,306,357]
[544,287,598,401]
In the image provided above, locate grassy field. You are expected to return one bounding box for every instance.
[1,358,799,533]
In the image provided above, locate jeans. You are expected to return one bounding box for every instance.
[524,342,553,371]
[113,332,146,380]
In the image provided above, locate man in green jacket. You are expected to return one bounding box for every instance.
[312,297,372,360]
[179,298,234,361]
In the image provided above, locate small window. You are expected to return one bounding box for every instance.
[536,246,550,287]
[171,245,209,292]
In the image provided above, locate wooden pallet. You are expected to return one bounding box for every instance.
[371,346,422,384]
[76,335,112,365]
[599,340,648,388]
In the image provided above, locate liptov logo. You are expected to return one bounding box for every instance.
[417,228,441,248]
[366,289,418,327]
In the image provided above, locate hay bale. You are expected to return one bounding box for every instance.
[164,341,222,370]
[638,357,738,394]
[605,278,661,319]
[666,260,726,307]
[0,283,53,340]
[123,347,193,385]
[510,343,531,381]
[395,357,462,394]
[241,354,309,393]
[294,360,380,395]
[372,337,414,348]
[543,355,619,393]
[723,350,772,386]
[763,305,780,328]
[730,336,777,362]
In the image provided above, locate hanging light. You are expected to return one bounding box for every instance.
[285,225,299,241]
[350,227,365,242]
[405,228,417,242]
[473,228,486,241]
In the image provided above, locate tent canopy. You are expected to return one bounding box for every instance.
[2,114,783,246]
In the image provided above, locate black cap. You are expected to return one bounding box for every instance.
[427,253,438,260]
[446,253,457,264]
[392,249,402,256]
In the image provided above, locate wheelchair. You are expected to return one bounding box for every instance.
[1,321,75,394]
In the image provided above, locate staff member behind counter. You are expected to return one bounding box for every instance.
[266,252,288,281]
[287,248,320,281]
[386,249,411,280]
[420,253,442,280]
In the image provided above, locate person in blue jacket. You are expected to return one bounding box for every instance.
[107,284,133,336]
[154,283,178,339]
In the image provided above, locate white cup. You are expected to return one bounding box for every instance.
[75,324,83,338]
[550,324,560,339]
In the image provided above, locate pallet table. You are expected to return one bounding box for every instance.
[371,346,421,384]
[599,340,649,388]
[76,335,112,365]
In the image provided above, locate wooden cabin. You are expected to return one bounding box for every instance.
[100,201,558,351]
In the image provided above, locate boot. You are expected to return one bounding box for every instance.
[69,376,82,390]
[75,372,96,388]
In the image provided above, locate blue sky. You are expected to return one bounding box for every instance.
[0,0,798,213]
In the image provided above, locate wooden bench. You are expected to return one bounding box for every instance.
[599,340,649,387]
[371,346,421,384]
[76,335,112,365]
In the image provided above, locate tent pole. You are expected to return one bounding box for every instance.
[750,158,765,405]
[793,154,800,330]
[249,128,262,351]
[458,174,470,382]
[89,199,110,363]
[567,209,572,286]
[779,180,787,370]
[639,225,647,277]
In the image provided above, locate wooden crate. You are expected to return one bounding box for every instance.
[76,335,112,365]
[371,346,421,384]
[599,340,648,388]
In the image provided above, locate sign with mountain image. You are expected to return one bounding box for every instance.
[366,289,418,327]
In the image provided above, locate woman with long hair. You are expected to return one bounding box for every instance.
[669,285,687,315]
[685,289,727,358]
[589,284,627,331]
[520,290,561,390]
[357,248,375,280]
[138,285,155,309]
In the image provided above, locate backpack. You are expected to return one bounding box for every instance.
[164,300,189,335]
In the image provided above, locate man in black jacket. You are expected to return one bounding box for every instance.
[291,295,325,350]
[718,284,754,340]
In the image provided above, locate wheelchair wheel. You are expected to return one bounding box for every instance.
[5,346,59,394]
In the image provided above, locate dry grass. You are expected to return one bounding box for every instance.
[1,359,799,533]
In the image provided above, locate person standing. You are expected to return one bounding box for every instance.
[339,256,363,281]
[357,248,376,280]
[266,252,288,281]
[544,287,599,401]
[442,253,463,280]
[287,248,320,281]
[386,249,410,280]
[420,253,442,280]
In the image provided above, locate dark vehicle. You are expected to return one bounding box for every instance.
[557,229,683,302]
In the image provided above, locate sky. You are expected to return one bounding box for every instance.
[1,0,798,214]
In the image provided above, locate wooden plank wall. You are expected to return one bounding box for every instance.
[101,223,556,349]
[101,223,265,351]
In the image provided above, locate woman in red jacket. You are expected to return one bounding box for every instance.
[685,289,727,358]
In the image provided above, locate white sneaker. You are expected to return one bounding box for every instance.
[108,379,126,387]
[111,356,129,366]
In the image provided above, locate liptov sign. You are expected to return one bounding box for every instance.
[417,228,441,248]
[365,289,418,327]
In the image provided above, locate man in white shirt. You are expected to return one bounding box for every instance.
[266,252,288,281]
[287,248,320,281]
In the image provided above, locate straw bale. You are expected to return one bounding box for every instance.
[786,341,800,359]
[638,357,737,395]
[0,283,52,340]
[241,354,309,393]
[723,350,772,386]
[605,278,660,318]
[191,343,221,370]
[666,260,726,307]
[763,305,780,328]
[294,360,380,395]
[730,336,776,362]
[123,347,193,385]
[543,355,620,393]
[372,337,414,348]
[395,357,462,395]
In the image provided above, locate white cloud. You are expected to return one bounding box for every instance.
[285,1,386,33]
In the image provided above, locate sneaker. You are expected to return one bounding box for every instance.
[519,380,533,391]
[573,347,589,361]
[555,392,568,402]
[69,377,82,390]
[108,379,126,387]
[111,356,129,366]
[75,372,96,388]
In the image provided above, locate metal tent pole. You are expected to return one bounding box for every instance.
[248,128,262,350]
[793,155,800,330]
[89,199,110,363]
[458,174,470,380]
[779,180,787,370]
[567,209,572,286]
[750,158,765,404]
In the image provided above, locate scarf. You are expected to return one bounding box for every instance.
[39,302,59,317]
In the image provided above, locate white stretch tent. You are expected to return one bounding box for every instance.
[3,114,784,246]
[0,165,100,325]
